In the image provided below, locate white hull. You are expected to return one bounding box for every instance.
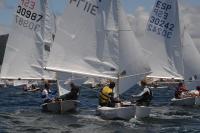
[135,106,151,119]
[96,105,135,120]
[171,97,195,106]
[42,100,79,113]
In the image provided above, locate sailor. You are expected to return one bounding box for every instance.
[188,86,200,97]
[99,81,120,107]
[59,82,80,100]
[131,80,152,106]
[41,80,54,103]
[196,86,200,96]
[26,84,40,92]
[174,82,189,99]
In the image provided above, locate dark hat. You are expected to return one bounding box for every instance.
[141,80,147,86]
[196,86,200,90]
[70,82,75,87]
[109,81,115,88]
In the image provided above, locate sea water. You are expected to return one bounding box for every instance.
[0,84,200,133]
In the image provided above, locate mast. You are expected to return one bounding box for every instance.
[116,74,120,98]
[176,0,184,78]
[116,0,120,99]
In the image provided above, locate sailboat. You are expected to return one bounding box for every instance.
[42,72,84,113]
[0,0,81,113]
[171,29,200,106]
[142,0,184,81]
[0,0,59,105]
[46,0,151,119]
[146,0,200,106]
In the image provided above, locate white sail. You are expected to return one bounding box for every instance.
[182,30,200,90]
[47,0,151,95]
[57,81,70,97]
[47,0,117,79]
[1,0,55,80]
[183,31,200,80]
[116,1,151,94]
[145,0,184,79]
[43,4,56,66]
[146,0,200,90]
[56,72,86,96]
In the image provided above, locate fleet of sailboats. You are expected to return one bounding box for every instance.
[45,0,151,119]
[0,0,199,119]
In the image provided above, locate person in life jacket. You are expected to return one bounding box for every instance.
[131,80,152,106]
[99,81,118,107]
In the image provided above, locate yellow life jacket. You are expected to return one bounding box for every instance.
[99,86,113,105]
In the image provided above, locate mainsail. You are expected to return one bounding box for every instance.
[146,0,200,89]
[56,72,86,97]
[182,30,200,90]
[47,0,151,95]
[1,0,55,80]
[183,31,200,80]
[145,0,184,79]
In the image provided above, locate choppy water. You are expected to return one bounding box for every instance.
[0,84,200,133]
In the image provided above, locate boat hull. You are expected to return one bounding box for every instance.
[171,97,195,106]
[96,105,135,120]
[135,106,151,119]
[42,100,79,113]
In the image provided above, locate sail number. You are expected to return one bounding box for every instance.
[147,24,172,39]
[155,0,171,11]
[147,1,175,39]
[16,5,43,22]
[149,16,174,31]
[20,0,36,10]
[69,0,102,16]
[147,18,174,39]
[15,4,43,32]
[16,15,41,31]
